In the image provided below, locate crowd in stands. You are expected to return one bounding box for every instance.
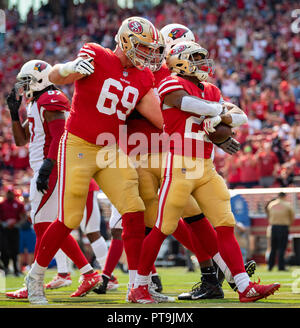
[1,0,300,196]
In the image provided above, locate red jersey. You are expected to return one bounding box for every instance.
[158,75,223,159]
[66,43,154,145]
[123,63,171,155]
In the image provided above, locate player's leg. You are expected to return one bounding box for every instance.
[193,161,280,302]
[130,153,192,303]
[94,204,123,294]
[93,147,145,294]
[81,190,108,271]
[26,133,102,303]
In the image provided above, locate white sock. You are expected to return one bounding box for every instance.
[134,273,150,288]
[79,263,93,275]
[29,261,47,279]
[54,249,69,274]
[213,252,234,284]
[234,272,250,293]
[128,270,137,288]
[91,237,108,270]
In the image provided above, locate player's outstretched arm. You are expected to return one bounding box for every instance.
[48,57,94,85]
[164,89,223,117]
[6,88,30,146]
[135,88,164,129]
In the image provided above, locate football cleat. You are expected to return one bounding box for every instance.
[178,279,224,300]
[228,260,257,292]
[45,273,72,289]
[128,285,157,304]
[70,271,101,297]
[238,280,280,303]
[25,272,48,305]
[93,274,109,294]
[107,275,119,290]
[151,275,163,293]
[149,282,175,303]
[6,286,28,299]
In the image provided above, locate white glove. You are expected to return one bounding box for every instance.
[59,57,94,77]
[203,116,222,134]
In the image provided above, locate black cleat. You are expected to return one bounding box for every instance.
[228,260,257,291]
[151,275,163,293]
[93,275,109,294]
[178,279,224,300]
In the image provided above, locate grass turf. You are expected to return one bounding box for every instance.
[1,265,300,308]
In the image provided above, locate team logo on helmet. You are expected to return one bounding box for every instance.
[168,28,188,40]
[128,21,143,34]
[170,44,187,55]
[34,62,47,72]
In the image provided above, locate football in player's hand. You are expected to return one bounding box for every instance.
[207,123,233,144]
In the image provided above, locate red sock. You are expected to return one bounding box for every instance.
[61,234,90,270]
[172,219,196,253]
[138,226,167,276]
[122,211,145,270]
[33,222,51,260]
[188,217,219,258]
[35,219,71,267]
[215,226,245,276]
[151,264,157,275]
[102,238,124,277]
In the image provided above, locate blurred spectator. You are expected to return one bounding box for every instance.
[255,142,279,187]
[239,145,260,188]
[0,187,27,276]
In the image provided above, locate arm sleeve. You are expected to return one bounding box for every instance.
[47,119,66,161]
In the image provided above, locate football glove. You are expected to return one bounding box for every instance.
[203,116,222,135]
[215,137,241,155]
[6,88,22,121]
[59,57,94,77]
[36,158,54,194]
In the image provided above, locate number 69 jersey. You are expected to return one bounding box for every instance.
[66,43,155,145]
[158,75,223,159]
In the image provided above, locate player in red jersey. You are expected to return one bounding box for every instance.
[5,60,102,303]
[25,17,165,305]
[129,41,280,304]
[97,24,248,301]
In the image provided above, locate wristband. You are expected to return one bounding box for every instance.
[230,113,248,127]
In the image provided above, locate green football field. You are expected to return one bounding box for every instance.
[1,265,300,309]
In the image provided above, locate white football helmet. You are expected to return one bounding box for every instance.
[115,16,165,71]
[166,41,214,81]
[160,23,195,54]
[15,60,53,98]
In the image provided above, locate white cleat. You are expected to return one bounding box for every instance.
[25,272,48,305]
[45,273,72,289]
[149,282,175,303]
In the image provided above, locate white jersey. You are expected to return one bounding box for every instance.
[26,89,69,173]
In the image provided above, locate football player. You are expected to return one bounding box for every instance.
[25,16,165,305]
[5,60,103,302]
[96,23,250,301]
[129,41,280,303]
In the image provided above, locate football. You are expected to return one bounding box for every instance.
[207,122,233,144]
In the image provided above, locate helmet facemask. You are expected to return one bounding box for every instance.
[187,50,215,81]
[126,35,165,71]
[15,74,39,98]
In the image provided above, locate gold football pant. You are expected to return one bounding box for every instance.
[57,132,144,229]
[155,152,235,235]
[136,152,201,228]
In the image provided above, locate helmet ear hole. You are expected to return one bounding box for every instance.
[38,79,43,83]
